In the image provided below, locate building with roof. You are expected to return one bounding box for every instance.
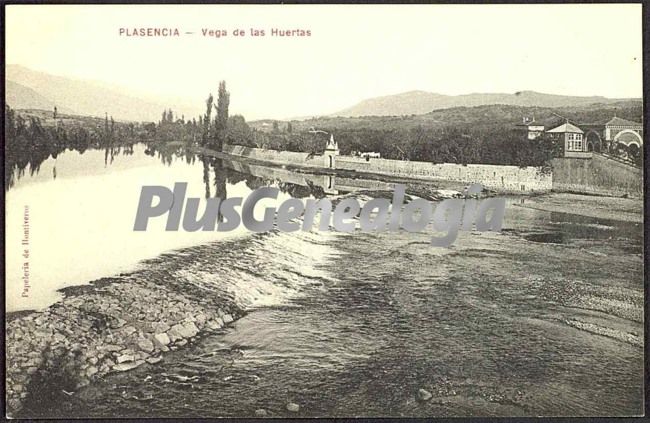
[546,122,588,158]
[515,117,545,140]
[604,117,643,150]
[517,114,643,160]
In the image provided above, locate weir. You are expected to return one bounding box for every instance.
[133,183,506,247]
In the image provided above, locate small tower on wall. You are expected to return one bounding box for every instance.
[324,134,339,169]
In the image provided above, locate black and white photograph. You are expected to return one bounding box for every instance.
[3,3,645,418]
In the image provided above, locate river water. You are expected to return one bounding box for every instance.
[6,144,644,417]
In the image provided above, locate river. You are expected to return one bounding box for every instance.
[6,144,644,417]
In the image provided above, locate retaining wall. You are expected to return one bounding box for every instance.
[223,144,552,193]
[336,156,552,193]
[223,144,321,167]
[551,154,642,197]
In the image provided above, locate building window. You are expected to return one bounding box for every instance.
[566,134,583,151]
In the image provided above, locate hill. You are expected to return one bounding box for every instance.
[5,65,197,122]
[5,80,76,114]
[264,101,642,133]
[330,90,640,117]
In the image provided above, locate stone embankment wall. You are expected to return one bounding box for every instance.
[6,272,242,417]
[551,154,642,197]
[223,144,322,167]
[223,144,552,193]
[336,157,551,193]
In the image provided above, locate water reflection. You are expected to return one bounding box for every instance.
[7,138,335,201]
[5,142,342,312]
[4,114,140,190]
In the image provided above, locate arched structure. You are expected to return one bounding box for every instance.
[584,130,603,152]
[613,129,643,147]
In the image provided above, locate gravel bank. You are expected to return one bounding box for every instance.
[6,271,244,417]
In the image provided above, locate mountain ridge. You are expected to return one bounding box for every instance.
[330,89,640,117]
[6,65,641,122]
[5,80,77,115]
[5,64,198,122]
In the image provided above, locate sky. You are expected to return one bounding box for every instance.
[5,4,644,120]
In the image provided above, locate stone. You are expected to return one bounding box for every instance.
[103,344,123,352]
[255,409,267,417]
[153,322,170,334]
[286,402,300,412]
[146,356,163,364]
[141,322,156,333]
[167,325,185,342]
[25,357,42,368]
[182,321,199,337]
[418,388,432,401]
[121,326,136,336]
[222,314,234,324]
[175,339,188,347]
[207,319,223,330]
[116,354,135,364]
[153,332,171,347]
[110,318,127,329]
[137,338,155,353]
[86,366,98,377]
[195,313,207,325]
[113,360,145,372]
[168,322,198,340]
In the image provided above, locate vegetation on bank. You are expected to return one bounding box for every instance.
[4,83,643,189]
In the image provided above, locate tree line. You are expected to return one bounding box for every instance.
[12,82,634,190]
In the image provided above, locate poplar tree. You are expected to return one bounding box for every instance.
[201,94,214,146]
[213,81,230,150]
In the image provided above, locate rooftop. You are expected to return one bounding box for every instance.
[605,117,642,127]
[546,122,584,134]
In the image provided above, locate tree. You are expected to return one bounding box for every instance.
[5,104,16,140]
[201,94,214,147]
[287,122,293,133]
[226,115,254,147]
[212,81,230,150]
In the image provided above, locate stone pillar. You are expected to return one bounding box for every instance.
[324,134,339,169]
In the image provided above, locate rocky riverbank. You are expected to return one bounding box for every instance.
[6,265,244,417]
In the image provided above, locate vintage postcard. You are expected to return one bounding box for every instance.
[4,3,644,419]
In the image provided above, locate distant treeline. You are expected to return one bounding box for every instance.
[5,87,643,190]
[4,104,145,188]
[233,102,643,167]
